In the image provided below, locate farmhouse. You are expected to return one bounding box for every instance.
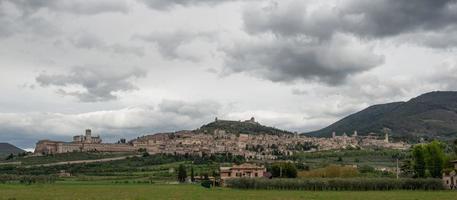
[220,163,266,180]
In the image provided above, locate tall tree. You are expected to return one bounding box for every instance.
[190,166,195,182]
[411,141,447,178]
[177,164,187,183]
[412,145,426,178]
[424,141,446,178]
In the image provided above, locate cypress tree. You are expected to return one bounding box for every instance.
[177,164,187,182]
[190,166,195,182]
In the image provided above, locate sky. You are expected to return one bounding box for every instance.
[1,0,457,149]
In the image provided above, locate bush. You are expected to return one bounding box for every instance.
[225,178,444,191]
[0,174,56,184]
[201,180,212,188]
[270,162,297,178]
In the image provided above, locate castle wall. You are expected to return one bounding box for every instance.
[81,143,137,152]
[57,143,82,153]
[35,134,138,154]
[35,140,60,154]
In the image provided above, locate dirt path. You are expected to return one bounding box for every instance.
[24,155,141,168]
[0,161,21,165]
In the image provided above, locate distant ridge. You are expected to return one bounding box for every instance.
[306,91,457,141]
[0,143,25,155]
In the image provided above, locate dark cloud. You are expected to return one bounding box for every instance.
[221,0,457,85]
[36,66,146,102]
[243,0,457,40]
[223,33,384,85]
[342,0,457,38]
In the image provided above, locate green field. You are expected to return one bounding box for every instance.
[0,184,455,200]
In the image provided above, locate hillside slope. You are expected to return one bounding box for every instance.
[307,91,457,140]
[198,118,293,136]
[0,143,25,156]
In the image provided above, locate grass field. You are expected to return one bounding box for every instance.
[0,184,456,200]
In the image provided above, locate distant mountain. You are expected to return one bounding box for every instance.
[306,91,457,141]
[0,143,25,156]
[198,117,293,136]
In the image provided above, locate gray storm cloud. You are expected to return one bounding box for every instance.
[223,33,384,85]
[341,0,457,38]
[243,0,457,39]
[36,66,147,102]
[220,0,457,85]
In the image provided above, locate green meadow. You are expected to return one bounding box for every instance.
[0,184,456,200]
[0,183,457,200]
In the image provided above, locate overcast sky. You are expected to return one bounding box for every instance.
[1,0,457,149]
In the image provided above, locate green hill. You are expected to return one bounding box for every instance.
[306,91,457,141]
[198,118,293,136]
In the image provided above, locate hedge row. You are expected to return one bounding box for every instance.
[225,178,444,191]
[0,174,57,184]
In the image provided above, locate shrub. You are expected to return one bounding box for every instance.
[270,163,297,178]
[201,180,212,188]
[0,175,57,184]
[225,178,444,191]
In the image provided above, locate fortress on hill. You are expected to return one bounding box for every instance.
[35,118,409,158]
[34,129,136,154]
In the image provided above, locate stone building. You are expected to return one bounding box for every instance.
[73,129,101,144]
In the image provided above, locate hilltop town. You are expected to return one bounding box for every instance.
[35,118,409,159]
